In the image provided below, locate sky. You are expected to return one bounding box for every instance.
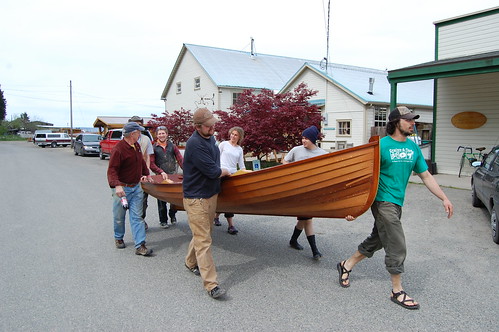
[1,0,498,128]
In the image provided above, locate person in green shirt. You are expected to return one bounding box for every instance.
[336,106,454,310]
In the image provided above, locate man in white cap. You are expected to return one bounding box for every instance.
[107,121,154,256]
[182,108,229,299]
[336,106,453,310]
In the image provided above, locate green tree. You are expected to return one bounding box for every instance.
[0,85,6,122]
[20,112,30,129]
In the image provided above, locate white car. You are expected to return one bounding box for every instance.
[34,133,71,148]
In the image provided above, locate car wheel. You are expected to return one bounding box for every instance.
[62,145,68,147]
[492,209,499,244]
[99,151,105,160]
[50,141,57,148]
[471,182,483,207]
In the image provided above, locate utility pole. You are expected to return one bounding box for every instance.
[70,80,73,147]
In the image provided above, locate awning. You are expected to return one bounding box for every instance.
[388,51,499,83]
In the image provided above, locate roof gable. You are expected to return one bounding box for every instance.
[284,63,433,107]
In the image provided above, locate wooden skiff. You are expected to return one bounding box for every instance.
[142,136,380,219]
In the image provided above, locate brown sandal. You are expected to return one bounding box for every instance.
[336,260,351,288]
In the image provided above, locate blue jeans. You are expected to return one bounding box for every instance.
[112,184,146,249]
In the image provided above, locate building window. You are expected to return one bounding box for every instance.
[176,82,182,94]
[374,106,387,127]
[232,92,241,105]
[337,120,351,136]
[194,77,200,90]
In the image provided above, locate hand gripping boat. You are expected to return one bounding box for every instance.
[142,136,380,219]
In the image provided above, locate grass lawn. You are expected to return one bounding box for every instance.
[0,135,27,141]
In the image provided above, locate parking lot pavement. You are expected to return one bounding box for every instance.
[410,173,471,190]
[1,141,498,331]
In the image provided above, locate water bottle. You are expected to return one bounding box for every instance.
[120,196,129,210]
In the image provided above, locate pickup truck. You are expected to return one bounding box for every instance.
[99,128,153,159]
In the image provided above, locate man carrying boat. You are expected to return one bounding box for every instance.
[107,121,154,256]
[182,108,230,299]
[336,106,454,310]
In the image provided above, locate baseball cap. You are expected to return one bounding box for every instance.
[123,121,144,134]
[388,106,420,121]
[193,108,218,126]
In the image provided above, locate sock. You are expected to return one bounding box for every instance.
[290,227,303,243]
[307,235,320,255]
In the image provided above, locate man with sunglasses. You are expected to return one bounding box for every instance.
[336,106,454,310]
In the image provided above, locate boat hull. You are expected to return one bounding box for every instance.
[142,136,380,219]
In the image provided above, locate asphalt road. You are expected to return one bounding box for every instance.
[1,141,498,331]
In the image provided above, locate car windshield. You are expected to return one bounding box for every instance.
[83,135,101,142]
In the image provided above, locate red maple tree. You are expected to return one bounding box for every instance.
[150,83,321,158]
[215,83,321,159]
[149,108,193,145]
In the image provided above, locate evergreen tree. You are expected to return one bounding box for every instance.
[0,85,6,122]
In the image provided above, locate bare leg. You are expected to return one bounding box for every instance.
[337,250,366,287]
[226,216,234,228]
[344,250,365,271]
[390,273,419,307]
[302,219,314,236]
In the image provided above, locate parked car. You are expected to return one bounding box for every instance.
[99,128,153,160]
[73,134,102,156]
[471,145,499,244]
[34,132,71,148]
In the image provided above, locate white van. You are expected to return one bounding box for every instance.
[34,133,71,148]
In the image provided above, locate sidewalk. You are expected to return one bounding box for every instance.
[409,173,471,190]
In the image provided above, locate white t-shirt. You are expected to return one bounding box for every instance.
[219,141,245,174]
[284,145,327,162]
[138,134,153,157]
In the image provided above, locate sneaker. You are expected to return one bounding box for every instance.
[185,264,200,276]
[208,286,226,299]
[170,216,177,224]
[214,217,221,226]
[160,222,169,229]
[135,244,153,256]
[228,226,239,235]
[115,239,126,249]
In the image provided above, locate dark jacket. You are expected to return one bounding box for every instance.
[150,141,183,175]
[182,131,222,199]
